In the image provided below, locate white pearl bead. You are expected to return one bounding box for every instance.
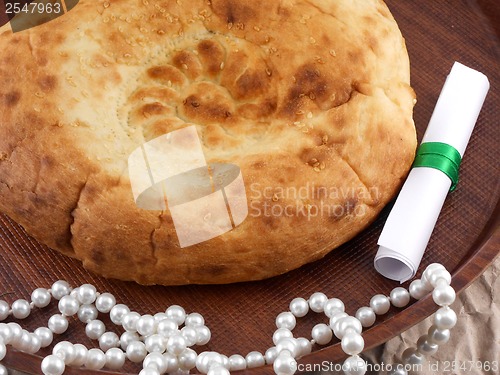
[289,298,309,318]
[195,325,211,345]
[434,307,457,329]
[167,333,187,355]
[69,288,79,299]
[370,294,390,315]
[139,368,160,375]
[28,333,41,354]
[95,292,116,313]
[48,314,68,334]
[7,323,22,345]
[0,302,10,321]
[273,352,297,375]
[31,288,51,308]
[12,299,31,319]
[311,323,332,345]
[145,334,167,353]
[246,351,265,368]
[276,337,298,357]
[276,312,296,330]
[110,304,130,326]
[154,312,168,322]
[422,264,445,284]
[432,284,456,306]
[264,347,278,365]
[15,329,32,352]
[196,352,221,373]
[342,355,367,375]
[329,312,349,329]
[273,328,293,345]
[77,304,98,323]
[0,364,7,375]
[296,337,312,357]
[120,311,139,332]
[137,314,156,337]
[0,343,5,361]
[53,341,76,364]
[85,319,105,340]
[427,325,450,345]
[85,348,106,370]
[50,281,71,300]
[105,347,125,370]
[324,298,345,318]
[333,316,362,340]
[41,354,65,375]
[166,305,186,326]
[71,343,88,367]
[58,296,79,316]
[355,307,376,328]
[417,335,439,355]
[341,331,364,355]
[0,324,12,344]
[229,353,247,370]
[164,352,180,372]
[126,340,147,363]
[388,366,408,375]
[144,352,168,373]
[207,365,230,375]
[99,331,120,352]
[308,292,328,313]
[157,318,178,337]
[429,269,451,288]
[402,347,425,365]
[76,284,97,305]
[409,279,427,300]
[120,331,140,351]
[178,348,197,371]
[185,313,205,327]
[181,326,198,347]
[390,287,411,308]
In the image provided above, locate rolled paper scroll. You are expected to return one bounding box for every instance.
[374,62,490,282]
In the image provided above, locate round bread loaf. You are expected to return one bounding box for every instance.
[0,0,416,285]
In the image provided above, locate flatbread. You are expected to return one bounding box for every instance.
[0,0,416,285]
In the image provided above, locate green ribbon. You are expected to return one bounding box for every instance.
[413,142,462,192]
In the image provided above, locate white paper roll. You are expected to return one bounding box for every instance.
[374,62,490,282]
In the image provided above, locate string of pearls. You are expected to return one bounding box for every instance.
[0,263,456,375]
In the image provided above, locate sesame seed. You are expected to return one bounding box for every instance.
[103,1,110,8]
[329,49,337,57]
[182,63,188,70]
[265,68,272,76]
[309,37,316,44]
[272,194,279,202]
[307,112,313,119]
[227,22,233,29]
[322,135,328,144]
[220,61,225,70]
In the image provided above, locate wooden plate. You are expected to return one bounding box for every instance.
[1,1,499,374]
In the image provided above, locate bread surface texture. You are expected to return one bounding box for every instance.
[0,0,416,284]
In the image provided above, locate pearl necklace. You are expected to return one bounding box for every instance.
[0,263,457,375]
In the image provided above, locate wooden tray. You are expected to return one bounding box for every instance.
[1,1,499,374]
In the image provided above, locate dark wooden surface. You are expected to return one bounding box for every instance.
[1,1,499,374]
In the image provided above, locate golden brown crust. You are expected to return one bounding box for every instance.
[0,0,416,285]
